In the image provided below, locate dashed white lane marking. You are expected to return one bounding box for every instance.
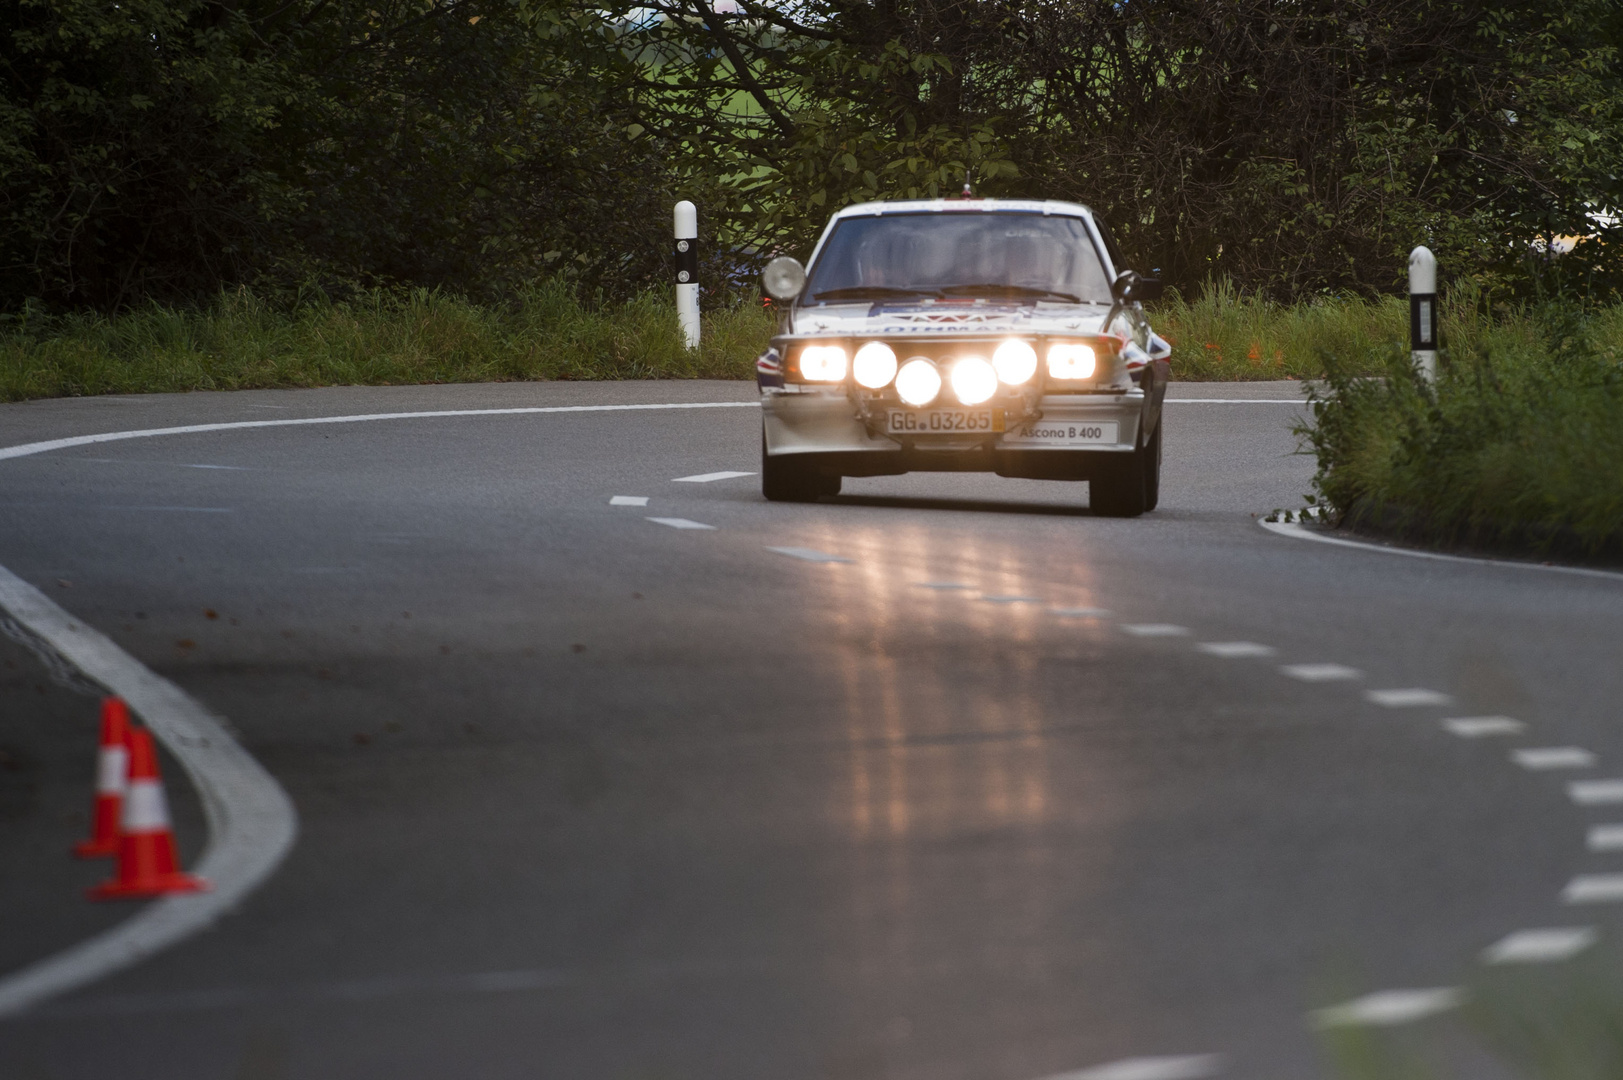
[1260,519,1623,582]
[765,547,851,564]
[1196,641,1276,658]
[1040,1054,1224,1080]
[1366,688,1454,707]
[1312,987,1463,1028]
[0,563,297,1017]
[1050,607,1111,618]
[1280,663,1362,682]
[1588,824,1623,851]
[645,517,715,530]
[1569,780,1623,805]
[83,459,253,471]
[1482,927,1597,964]
[1512,747,1597,770]
[1563,873,1623,904]
[0,401,763,463]
[916,582,973,590]
[1443,715,1526,738]
[609,496,648,506]
[1121,624,1189,637]
[980,595,1042,604]
[672,470,755,483]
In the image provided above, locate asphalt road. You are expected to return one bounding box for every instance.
[2,379,1621,1079]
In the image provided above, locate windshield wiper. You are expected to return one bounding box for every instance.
[811,286,945,302]
[938,284,1084,303]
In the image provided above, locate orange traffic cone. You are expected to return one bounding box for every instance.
[73,698,131,858]
[88,727,209,899]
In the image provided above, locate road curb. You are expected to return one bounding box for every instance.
[0,563,297,1017]
[1259,518,1623,582]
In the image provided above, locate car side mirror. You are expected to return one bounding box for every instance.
[762,257,807,302]
[1111,270,1162,304]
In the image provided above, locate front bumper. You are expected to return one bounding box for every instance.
[761,387,1145,479]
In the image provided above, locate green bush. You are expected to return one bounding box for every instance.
[1300,300,1623,557]
[0,283,777,402]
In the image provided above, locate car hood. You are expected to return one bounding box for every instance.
[789,302,1114,338]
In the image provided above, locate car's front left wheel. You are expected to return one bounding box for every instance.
[761,437,841,502]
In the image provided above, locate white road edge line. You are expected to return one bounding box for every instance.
[0,563,297,1017]
[1259,519,1623,582]
[0,401,762,463]
[1038,1053,1225,1080]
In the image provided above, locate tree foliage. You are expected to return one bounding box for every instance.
[2,0,1620,310]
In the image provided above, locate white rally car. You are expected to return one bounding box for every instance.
[756,198,1171,516]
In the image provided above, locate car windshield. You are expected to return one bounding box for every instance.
[803,211,1113,305]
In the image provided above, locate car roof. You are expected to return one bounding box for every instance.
[827,198,1097,222]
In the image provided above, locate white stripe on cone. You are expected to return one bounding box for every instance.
[121,780,169,833]
[95,745,128,795]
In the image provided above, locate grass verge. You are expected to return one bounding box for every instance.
[1300,303,1623,559]
[0,283,776,402]
[6,281,1618,402]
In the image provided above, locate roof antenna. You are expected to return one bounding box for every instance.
[962,168,973,199]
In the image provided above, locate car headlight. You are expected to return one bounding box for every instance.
[895,358,942,406]
[852,342,898,389]
[797,344,848,382]
[1047,342,1096,380]
[992,339,1038,385]
[950,355,998,405]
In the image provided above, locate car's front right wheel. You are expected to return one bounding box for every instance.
[761,437,841,502]
[1090,421,1158,517]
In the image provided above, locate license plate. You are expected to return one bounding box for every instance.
[1001,420,1120,446]
[886,408,1004,434]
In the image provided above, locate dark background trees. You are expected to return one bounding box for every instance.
[3,0,1620,312]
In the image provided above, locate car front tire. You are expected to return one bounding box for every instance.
[761,436,841,502]
[1090,420,1158,518]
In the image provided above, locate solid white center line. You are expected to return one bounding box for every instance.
[1050,607,1112,618]
[672,470,755,483]
[980,595,1042,604]
[1312,987,1463,1028]
[1564,874,1623,904]
[1482,927,1597,964]
[765,547,851,563]
[1040,1054,1225,1080]
[1443,716,1526,738]
[1121,624,1190,637]
[1281,663,1362,682]
[645,517,715,530]
[1569,780,1623,805]
[1589,824,1623,851]
[1366,688,1454,707]
[1197,641,1276,658]
[609,496,649,507]
[1512,747,1598,770]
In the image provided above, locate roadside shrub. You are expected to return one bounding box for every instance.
[1300,304,1623,557]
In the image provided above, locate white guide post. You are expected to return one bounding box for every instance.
[674,201,699,349]
[1409,246,1438,383]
